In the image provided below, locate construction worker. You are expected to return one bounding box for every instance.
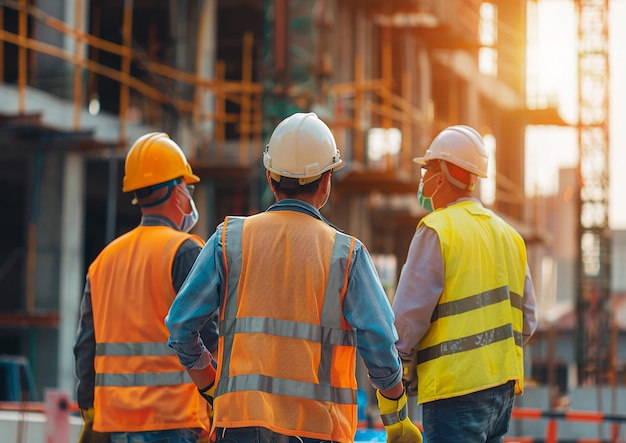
[73,132,217,443]
[393,125,538,443]
[165,112,422,443]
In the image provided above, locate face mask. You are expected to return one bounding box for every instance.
[418,172,441,212]
[175,185,199,232]
[180,197,199,232]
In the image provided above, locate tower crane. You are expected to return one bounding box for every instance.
[529,0,612,386]
[574,0,613,386]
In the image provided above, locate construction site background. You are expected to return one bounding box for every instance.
[0,0,625,441]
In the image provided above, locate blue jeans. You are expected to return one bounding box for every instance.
[215,426,333,443]
[422,381,516,443]
[111,428,203,443]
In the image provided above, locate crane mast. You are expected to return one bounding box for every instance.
[575,0,613,386]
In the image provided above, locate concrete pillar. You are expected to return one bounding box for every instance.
[416,46,432,153]
[32,149,64,396]
[197,0,217,137]
[172,0,191,149]
[176,0,217,155]
[33,0,88,98]
[58,152,85,395]
[464,81,481,129]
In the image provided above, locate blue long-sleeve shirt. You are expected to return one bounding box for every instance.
[166,199,402,391]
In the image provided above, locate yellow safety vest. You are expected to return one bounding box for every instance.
[417,201,527,404]
[89,225,209,433]
[213,212,358,443]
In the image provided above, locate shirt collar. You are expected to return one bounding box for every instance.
[445,196,481,208]
[140,214,178,229]
[266,199,341,231]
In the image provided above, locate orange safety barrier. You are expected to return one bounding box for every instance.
[0,390,82,443]
[505,407,626,443]
[0,400,79,414]
[2,402,624,442]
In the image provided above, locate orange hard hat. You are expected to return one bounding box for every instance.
[122,132,199,193]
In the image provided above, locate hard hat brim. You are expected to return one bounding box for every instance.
[412,156,428,165]
[183,172,201,184]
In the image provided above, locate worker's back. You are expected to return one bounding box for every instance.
[214,210,358,442]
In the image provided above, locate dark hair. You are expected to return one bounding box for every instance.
[133,177,182,207]
[271,171,330,198]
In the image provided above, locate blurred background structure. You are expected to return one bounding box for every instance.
[1,0,626,440]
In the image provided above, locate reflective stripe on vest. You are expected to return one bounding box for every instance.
[380,403,408,426]
[95,342,190,386]
[418,324,523,365]
[418,286,524,365]
[96,341,177,356]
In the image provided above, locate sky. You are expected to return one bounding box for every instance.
[524,0,626,229]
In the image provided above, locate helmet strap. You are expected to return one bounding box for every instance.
[269,171,322,188]
[440,161,476,191]
[135,178,180,208]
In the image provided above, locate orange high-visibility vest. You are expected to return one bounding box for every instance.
[89,225,209,433]
[213,212,358,443]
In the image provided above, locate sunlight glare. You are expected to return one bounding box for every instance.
[527,0,577,123]
[481,133,496,206]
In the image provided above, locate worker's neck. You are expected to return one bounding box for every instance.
[276,192,328,210]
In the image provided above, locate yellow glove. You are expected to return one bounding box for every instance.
[198,382,215,406]
[401,354,418,397]
[199,383,215,406]
[206,400,214,423]
[376,390,423,443]
[78,408,112,443]
[199,383,216,424]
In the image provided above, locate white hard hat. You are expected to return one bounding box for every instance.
[413,125,488,178]
[264,112,344,183]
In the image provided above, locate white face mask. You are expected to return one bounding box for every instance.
[180,197,199,232]
[176,185,199,232]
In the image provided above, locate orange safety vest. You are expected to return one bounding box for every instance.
[89,225,209,433]
[212,212,358,443]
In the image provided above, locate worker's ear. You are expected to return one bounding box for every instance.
[266,170,277,192]
[321,171,332,192]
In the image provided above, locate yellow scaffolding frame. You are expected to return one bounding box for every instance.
[0,0,432,173]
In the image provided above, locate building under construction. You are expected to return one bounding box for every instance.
[0,0,617,413]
